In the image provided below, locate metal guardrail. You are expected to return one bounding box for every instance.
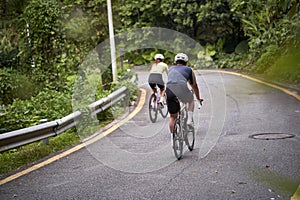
[89,86,127,115]
[55,111,82,135]
[0,86,129,153]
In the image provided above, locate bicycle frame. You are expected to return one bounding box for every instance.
[172,99,195,160]
[178,101,188,127]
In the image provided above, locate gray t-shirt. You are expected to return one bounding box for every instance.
[167,65,193,85]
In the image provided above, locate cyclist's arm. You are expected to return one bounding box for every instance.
[189,71,201,101]
[163,63,168,75]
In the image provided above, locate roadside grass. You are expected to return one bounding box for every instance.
[249,166,300,199]
[265,51,300,85]
[0,107,125,175]
[0,129,80,175]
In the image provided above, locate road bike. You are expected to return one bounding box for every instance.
[148,88,168,123]
[172,99,203,160]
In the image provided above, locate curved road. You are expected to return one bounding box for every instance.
[0,69,299,200]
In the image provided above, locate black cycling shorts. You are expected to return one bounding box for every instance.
[166,83,193,114]
[148,73,165,90]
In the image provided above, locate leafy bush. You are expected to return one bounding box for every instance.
[92,69,138,123]
[0,68,38,105]
[0,27,19,69]
[72,69,138,138]
[113,69,138,102]
[0,89,72,133]
[251,45,281,73]
[235,40,249,54]
[215,52,251,69]
[125,49,175,66]
[265,45,300,84]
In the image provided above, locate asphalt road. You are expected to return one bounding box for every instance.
[0,69,299,200]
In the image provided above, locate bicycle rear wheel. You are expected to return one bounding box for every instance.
[149,93,158,123]
[173,118,183,160]
[184,125,195,151]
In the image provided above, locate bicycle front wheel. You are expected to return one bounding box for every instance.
[149,93,158,123]
[184,125,195,151]
[173,118,183,160]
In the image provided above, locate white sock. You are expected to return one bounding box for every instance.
[159,96,164,103]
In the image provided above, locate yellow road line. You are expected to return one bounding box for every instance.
[0,88,147,186]
[200,69,300,101]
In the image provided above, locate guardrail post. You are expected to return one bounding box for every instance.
[40,119,49,145]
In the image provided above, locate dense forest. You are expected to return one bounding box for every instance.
[0,0,299,133]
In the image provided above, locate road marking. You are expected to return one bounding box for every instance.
[0,88,147,186]
[199,69,300,101]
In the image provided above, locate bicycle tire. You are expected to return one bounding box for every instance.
[149,93,158,123]
[173,118,183,160]
[184,125,195,151]
[159,100,168,118]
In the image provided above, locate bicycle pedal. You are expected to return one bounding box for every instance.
[159,103,164,109]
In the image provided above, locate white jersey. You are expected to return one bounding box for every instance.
[150,62,168,74]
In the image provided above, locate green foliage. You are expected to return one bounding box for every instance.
[249,166,299,197]
[0,28,17,55]
[212,0,300,78]
[0,26,19,69]
[252,45,281,73]
[0,0,29,20]
[215,52,252,69]
[235,40,249,54]
[229,0,298,49]
[125,49,175,67]
[63,0,108,44]
[265,45,300,83]
[118,0,168,30]
[205,44,217,57]
[118,0,236,46]
[16,0,108,91]
[113,69,138,103]
[0,89,72,133]
[20,0,63,68]
[0,68,38,104]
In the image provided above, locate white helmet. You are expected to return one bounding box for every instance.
[154,53,164,60]
[174,53,188,62]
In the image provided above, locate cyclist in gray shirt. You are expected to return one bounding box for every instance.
[166,53,202,141]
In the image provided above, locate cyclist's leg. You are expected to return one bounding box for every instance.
[148,74,158,94]
[156,74,165,97]
[166,87,180,133]
[149,82,157,94]
[187,89,195,112]
[186,100,195,125]
[188,99,194,112]
[155,74,165,102]
[169,113,178,133]
[157,83,165,103]
[177,85,194,124]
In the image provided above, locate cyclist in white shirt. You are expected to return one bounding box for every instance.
[148,54,169,104]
